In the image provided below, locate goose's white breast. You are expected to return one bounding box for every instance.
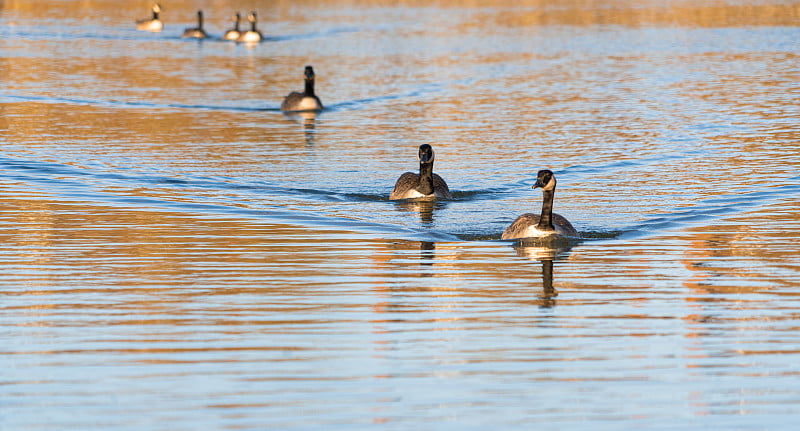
[522,224,572,238]
[296,97,321,111]
[238,31,261,42]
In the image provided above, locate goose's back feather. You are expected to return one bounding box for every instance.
[390,172,451,200]
[432,173,451,198]
[501,212,578,239]
[281,92,322,112]
[182,28,207,38]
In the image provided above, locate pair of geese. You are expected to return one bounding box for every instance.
[136,4,263,42]
[391,145,579,240]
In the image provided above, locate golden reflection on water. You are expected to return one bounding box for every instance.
[1,198,331,287]
[6,190,792,298]
[2,192,575,319]
[680,201,800,294]
[490,1,800,27]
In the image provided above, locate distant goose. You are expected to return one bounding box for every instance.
[390,144,452,200]
[281,66,323,112]
[182,10,208,39]
[236,12,263,43]
[222,13,241,41]
[136,3,163,32]
[501,169,578,239]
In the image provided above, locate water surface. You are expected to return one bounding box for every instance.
[1,0,799,429]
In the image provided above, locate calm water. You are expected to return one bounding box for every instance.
[2,0,799,429]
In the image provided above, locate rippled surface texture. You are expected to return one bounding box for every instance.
[2,0,799,429]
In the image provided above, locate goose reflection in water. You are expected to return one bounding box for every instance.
[419,241,436,274]
[512,238,575,308]
[392,199,447,226]
[282,111,318,147]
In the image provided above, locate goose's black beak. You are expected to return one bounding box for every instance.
[532,179,545,189]
[419,152,432,163]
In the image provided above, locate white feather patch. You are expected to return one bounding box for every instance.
[237,31,261,42]
[522,224,573,238]
[137,20,163,32]
[296,97,321,111]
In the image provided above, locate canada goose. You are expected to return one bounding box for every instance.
[222,13,241,41]
[182,10,208,39]
[390,144,452,200]
[236,12,263,43]
[281,66,323,112]
[501,169,578,239]
[136,3,163,32]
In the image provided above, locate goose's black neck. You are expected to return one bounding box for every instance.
[304,78,316,97]
[417,162,435,195]
[234,18,240,31]
[153,10,159,20]
[536,189,555,231]
[251,17,257,32]
[198,12,204,28]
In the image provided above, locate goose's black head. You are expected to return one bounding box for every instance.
[533,169,556,191]
[418,144,435,164]
[304,66,315,81]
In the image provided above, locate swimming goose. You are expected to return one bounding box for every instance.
[236,12,263,43]
[182,10,208,39]
[136,3,163,32]
[501,169,578,239]
[390,144,452,200]
[222,13,241,41]
[281,66,323,112]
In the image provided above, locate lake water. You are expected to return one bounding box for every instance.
[1,0,799,429]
